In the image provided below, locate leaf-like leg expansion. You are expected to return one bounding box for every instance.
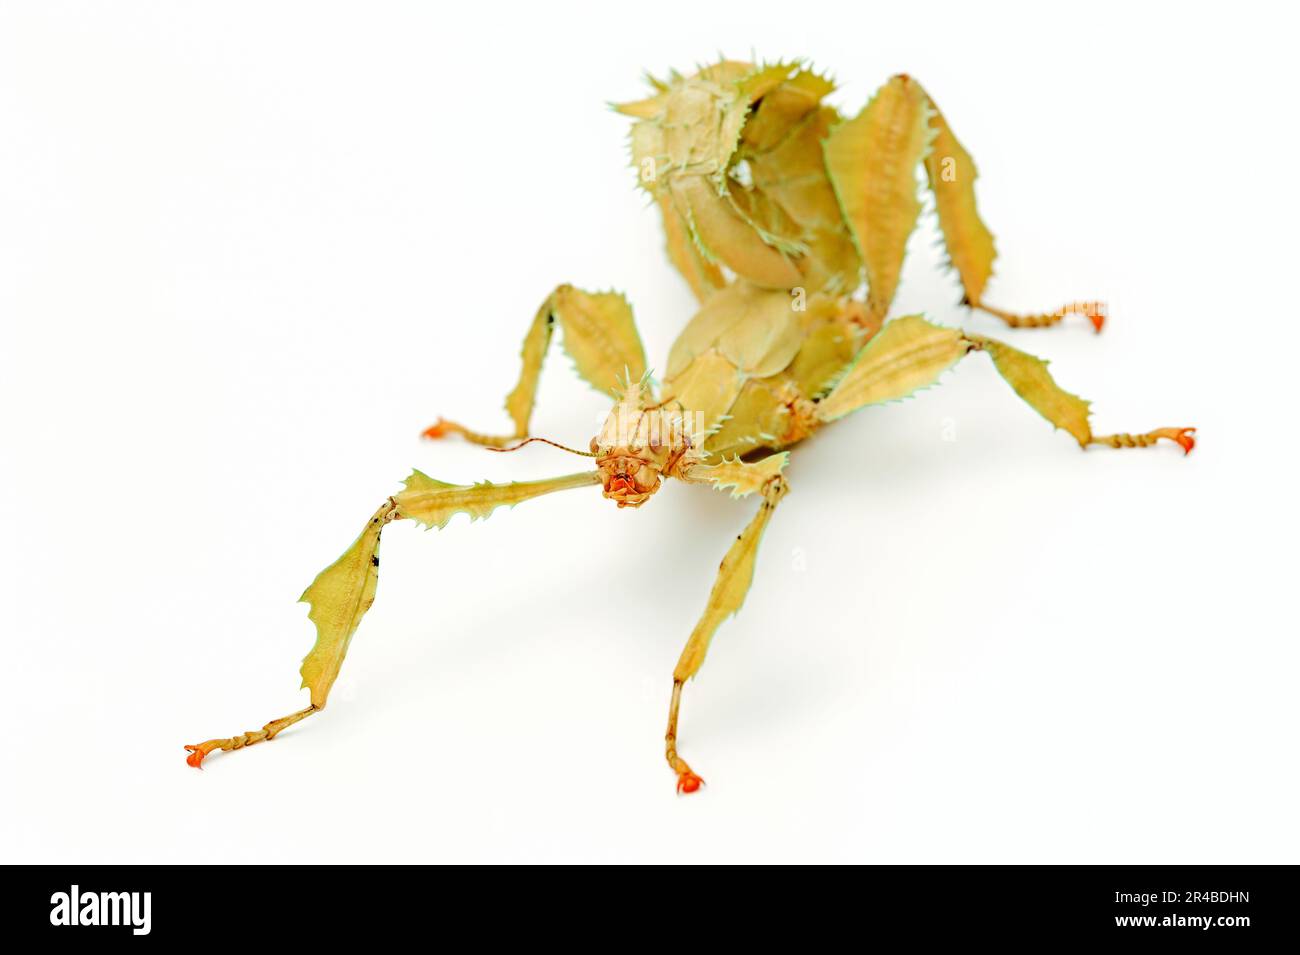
[678,450,790,499]
[424,293,554,446]
[184,470,602,768]
[423,285,648,445]
[969,334,1195,453]
[655,191,727,303]
[824,75,931,324]
[812,315,1194,454]
[816,314,973,422]
[666,462,789,794]
[822,75,1101,333]
[914,80,1104,334]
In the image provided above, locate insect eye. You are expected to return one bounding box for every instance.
[589,437,600,453]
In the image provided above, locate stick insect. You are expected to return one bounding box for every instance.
[186,61,1194,793]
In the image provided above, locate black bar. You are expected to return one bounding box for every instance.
[6,865,1292,943]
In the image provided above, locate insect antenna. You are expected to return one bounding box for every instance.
[487,437,598,458]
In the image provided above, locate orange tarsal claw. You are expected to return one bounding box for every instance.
[1084,305,1106,334]
[183,741,223,769]
[421,418,452,440]
[1145,426,1196,454]
[676,770,704,795]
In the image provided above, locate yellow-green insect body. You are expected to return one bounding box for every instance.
[624,60,858,297]
[660,281,876,460]
[186,59,1193,795]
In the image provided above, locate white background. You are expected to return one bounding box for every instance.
[2,1,1296,864]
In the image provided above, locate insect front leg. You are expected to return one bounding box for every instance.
[422,293,555,447]
[184,495,401,766]
[423,284,647,446]
[184,469,602,768]
[666,460,789,793]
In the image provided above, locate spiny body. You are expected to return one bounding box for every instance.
[185,59,1193,794]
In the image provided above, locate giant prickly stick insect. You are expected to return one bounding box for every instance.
[185,61,1194,793]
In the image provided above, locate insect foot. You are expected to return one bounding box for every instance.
[676,767,705,795]
[420,418,453,439]
[419,417,517,448]
[1089,426,1196,455]
[1169,427,1197,455]
[972,300,1107,333]
[665,679,709,795]
[1085,304,1106,334]
[183,705,319,768]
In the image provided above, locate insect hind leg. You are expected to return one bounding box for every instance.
[917,81,1106,334]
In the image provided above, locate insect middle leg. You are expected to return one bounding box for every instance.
[665,471,788,793]
[816,314,1195,454]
